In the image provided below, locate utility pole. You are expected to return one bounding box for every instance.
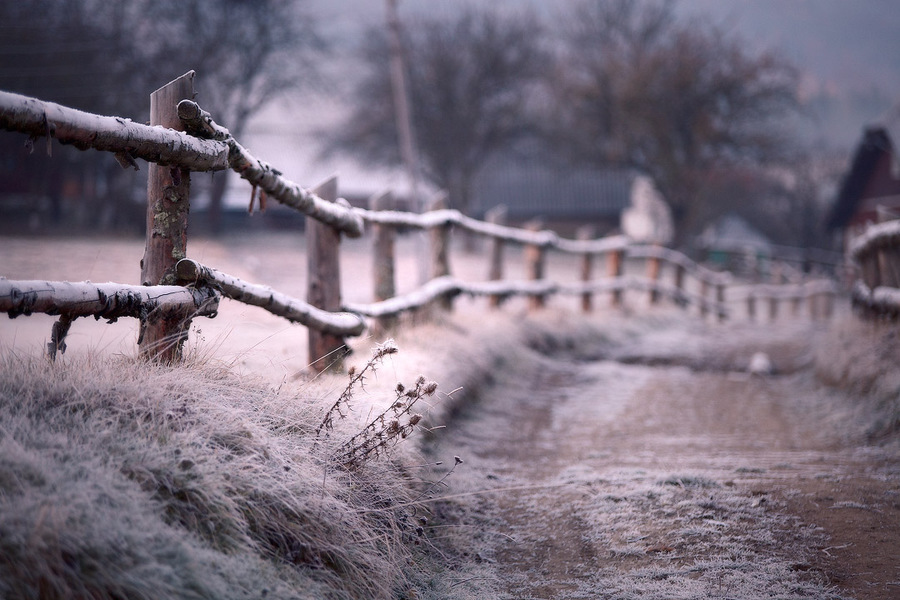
[385,0,428,282]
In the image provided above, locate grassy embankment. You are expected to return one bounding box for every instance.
[1,302,897,599]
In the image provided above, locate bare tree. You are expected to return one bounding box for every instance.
[548,0,801,245]
[323,8,548,215]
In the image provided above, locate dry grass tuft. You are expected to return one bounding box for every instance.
[0,348,448,599]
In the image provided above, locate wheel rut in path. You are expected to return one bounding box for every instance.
[431,326,900,600]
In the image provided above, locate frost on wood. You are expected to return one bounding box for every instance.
[851,280,900,317]
[175,259,366,337]
[0,279,218,320]
[344,276,558,318]
[0,91,229,171]
[849,219,900,260]
[177,100,365,238]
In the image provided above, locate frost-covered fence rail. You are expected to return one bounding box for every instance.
[849,219,900,318]
[0,75,839,369]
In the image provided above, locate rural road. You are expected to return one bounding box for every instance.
[428,316,899,600]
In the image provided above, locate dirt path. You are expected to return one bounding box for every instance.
[429,318,899,600]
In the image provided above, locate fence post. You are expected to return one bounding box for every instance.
[370,190,396,331]
[139,71,194,363]
[747,291,757,321]
[486,205,507,309]
[608,247,624,308]
[646,246,662,305]
[699,279,709,318]
[578,225,595,313]
[674,263,686,308]
[524,219,546,311]
[307,176,348,373]
[428,192,453,311]
[716,283,726,322]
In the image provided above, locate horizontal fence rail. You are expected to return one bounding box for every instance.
[0,75,845,368]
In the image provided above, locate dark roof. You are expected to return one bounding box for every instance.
[470,159,634,220]
[826,127,893,230]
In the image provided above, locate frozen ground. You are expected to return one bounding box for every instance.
[420,314,899,600]
[1,233,897,599]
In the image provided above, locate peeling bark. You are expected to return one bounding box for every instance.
[175,259,366,337]
[0,90,229,171]
[177,100,365,238]
[0,279,219,321]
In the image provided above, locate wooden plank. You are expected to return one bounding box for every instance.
[307,176,348,373]
[139,72,195,363]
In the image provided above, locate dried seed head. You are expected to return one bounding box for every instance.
[409,414,422,426]
[423,382,438,396]
[388,420,400,434]
[376,339,399,356]
[454,456,464,465]
[348,366,356,377]
[396,382,405,393]
[416,375,426,386]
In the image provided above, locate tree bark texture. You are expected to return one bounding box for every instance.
[577,225,596,313]
[140,72,195,363]
[307,176,348,373]
[524,220,546,311]
[175,259,365,337]
[0,89,228,171]
[428,194,453,311]
[485,205,507,309]
[370,191,397,331]
[177,99,365,238]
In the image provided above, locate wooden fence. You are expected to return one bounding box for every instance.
[0,73,838,370]
[849,219,900,318]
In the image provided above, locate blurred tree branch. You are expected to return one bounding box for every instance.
[321,8,548,216]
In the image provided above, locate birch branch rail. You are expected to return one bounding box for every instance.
[344,276,558,319]
[0,89,229,171]
[0,278,219,321]
[627,245,731,286]
[177,100,365,238]
[174,259,366,336]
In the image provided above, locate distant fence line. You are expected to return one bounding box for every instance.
[0,72,839,370]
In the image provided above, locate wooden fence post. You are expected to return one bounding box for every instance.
[139,71,194,363]
[370,190,396,331]
[608,248,624,308]
[578,225,595,313]
[524,219,546,311]
[716,283,726,322]
[699,279,709,318]
[747,291,757,321]
[428,193,453,312]
[486,205,507,309]
[646,247,661,305]
[307,176,348,373]
[674,263,687,308]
